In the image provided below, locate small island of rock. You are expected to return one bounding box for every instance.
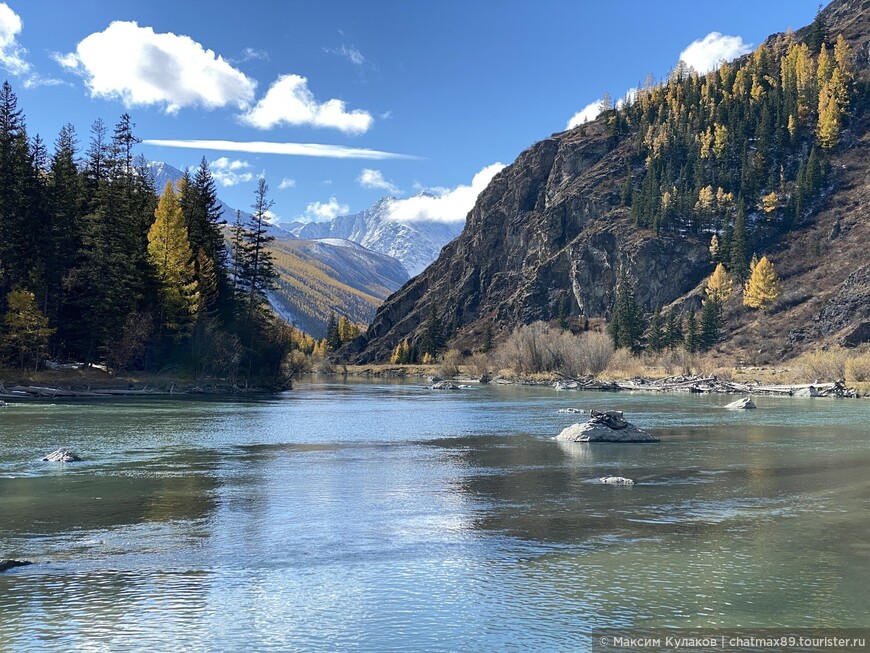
[555,410,659,443]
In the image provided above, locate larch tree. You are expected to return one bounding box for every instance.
[743,256,781,309]
[2,289,55,371]
[147,181,199,338]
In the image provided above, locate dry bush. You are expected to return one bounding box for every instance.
[655,348,694,376]
[603,348,648,379]
[845,351,870,382]
[283,350,311,378]
[794,348,848,381]
[492,322,613,377]
[312,355,335,374]
[437,349,463,378]
[466,352,493,377]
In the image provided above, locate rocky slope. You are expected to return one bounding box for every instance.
[268,238,408,337]
[351,0,870,364]
[285,197,462,276]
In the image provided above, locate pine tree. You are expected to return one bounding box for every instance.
[422,303,444,358]
[685,308,698,353]
[646,305,664,353]
[699,298,719,351]
[743,255,781,309]
[235,178,277,336]
[730,199,749,281]
[325,313,341,351]
[664,310,683,349]
[481,323,493,353]
[147,181,199,338]
[608,270,645,354]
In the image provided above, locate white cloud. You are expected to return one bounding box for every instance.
[56,21,256,113]
[386,162,505,224]
[567,100,601,129]
[0,2,28,75]
[358,168,401,195]
[238,47,268,62]
[210,157,254,187]
[566,88,638,130]
[678,32,752,74]
[278,177,296,190]
[240,74,373,134]
[144,138,418,160]
[325,44,366,66]
[304,196,349,222]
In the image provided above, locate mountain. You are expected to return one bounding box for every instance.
[268,238,408,337]
[350,0,870,363]
[145,161,409,336]
[285,197,463,276]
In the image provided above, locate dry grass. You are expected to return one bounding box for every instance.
[792,348,849,382]
[845,351,870,382]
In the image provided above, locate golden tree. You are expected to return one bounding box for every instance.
[2,289,55,370]
[706,263,734,303]
[743,256,781,309]
[148,181,199,337]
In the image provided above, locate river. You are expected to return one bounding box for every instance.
[1,380,868,651]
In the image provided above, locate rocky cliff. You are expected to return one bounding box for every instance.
[351,0,870,364]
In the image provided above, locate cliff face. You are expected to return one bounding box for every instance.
[353,121,711,363]
[352,0,870,363]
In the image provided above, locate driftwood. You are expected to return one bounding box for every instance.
[554,375,857,398]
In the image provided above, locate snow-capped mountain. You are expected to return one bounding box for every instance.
[284,197,463,277]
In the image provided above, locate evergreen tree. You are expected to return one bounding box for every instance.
[699,298,720,351]
[743,255,781,309]
[147,181,199,339]
[685,308,698,353]
[422,303,444,358]
[730,199,749,281]
[481,323,493,353]
[237,178,277,323]
[664,310,683,349]
[608,270,645,354]
[806,4,828,54]
[0,81,31,298]
[325,312,341,351]
[646,305,664,353]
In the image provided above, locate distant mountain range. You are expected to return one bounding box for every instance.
[144,162,427,335]
[283,197,463,277]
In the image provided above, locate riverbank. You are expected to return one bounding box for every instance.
[0,368,276,401]
[339,364,868,398]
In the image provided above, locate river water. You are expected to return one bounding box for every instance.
[1,380,868,651]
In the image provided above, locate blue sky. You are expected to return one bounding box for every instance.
[1,0,823,224]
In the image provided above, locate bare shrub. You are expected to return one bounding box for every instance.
[438,349,463,378]
[466,352,493,377]
[845,351,870,382]
[105,311,153,375]
[312,355,335,374]
[657,348,693,376]
[604,348,647,379]
[794,348,848,381]
[284,350,311,378]
[492,322,613,377]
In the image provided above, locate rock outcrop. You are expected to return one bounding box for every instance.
[0,559,32,573]
[555,410,658,443]
[42,448,82,463]
[724,397,756,409]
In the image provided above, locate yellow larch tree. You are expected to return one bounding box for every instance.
[743,256,780,310]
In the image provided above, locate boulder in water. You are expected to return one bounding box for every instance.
[599,476,635,485]
[0,559,32,573]
[724,397,756,409]
[430,381,461,390]
[42,448,82,462]
[555,410,658,443]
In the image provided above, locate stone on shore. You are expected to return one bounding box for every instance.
[555,409,658,443]
[42,448,82,462]
[599,476,635,485]
[430,381,461,390]
[0,559,32,573]
[793,386,819,398]
[724,397,756,409]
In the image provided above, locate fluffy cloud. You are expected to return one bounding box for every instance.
[0,2,28,75]
[566,88,638,130]
[144,138,416,160]
[678,32,752,75]
[278,177,296,190]
[304,196,349,222]
[56,21,256,113]
[358,168,401,195]
[210,157,254,187]
[386,163,505,224]
[240,74,373,134]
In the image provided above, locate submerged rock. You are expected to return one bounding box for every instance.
[555,409,658,443]
[558,407,586,414]
[724,397,756,409]
[599,476,635,485]
[0,559,32,573]
[42,448,82,463]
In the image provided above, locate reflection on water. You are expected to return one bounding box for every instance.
[1,382,869,650]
